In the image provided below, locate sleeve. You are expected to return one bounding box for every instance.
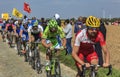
[20,25,24,30]
[42,26,49,39]
[98,32,106,46]
[74,33,81,46]
[38,25,43,32]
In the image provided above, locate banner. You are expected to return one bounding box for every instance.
[24,2,31,13]
[12,8,23,18]
[1,13,9,20]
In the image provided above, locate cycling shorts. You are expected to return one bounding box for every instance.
[76,51,98,67]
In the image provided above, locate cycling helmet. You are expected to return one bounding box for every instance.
[86,16,100,28]
[33,20,38,27]
[48,19,58,32]
[54,13,60,19]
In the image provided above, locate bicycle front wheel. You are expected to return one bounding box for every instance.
[55,61,61,77]
[46,71,52,77]
[90,71,96,77]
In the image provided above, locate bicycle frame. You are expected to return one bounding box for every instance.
[46,48,61,77]
[30,41,42,73]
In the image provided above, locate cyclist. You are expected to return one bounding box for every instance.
[5,19,16,45]
[19,22,29,61]
[28,20,43,43]
[72,16,110,77]
[41,19,66,70]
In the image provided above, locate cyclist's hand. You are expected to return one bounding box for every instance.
[103,63,110,68]
[60,46,64,50]
[50,46,54,50]
[85,63,90,68]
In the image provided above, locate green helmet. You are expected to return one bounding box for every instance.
[33,20,38,27]
[48,19,58,32]
[48,19,58,28]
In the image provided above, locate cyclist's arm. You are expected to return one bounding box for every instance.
[13,25,17,34]
[61,37,66,47]
[28,26,32,42]
[72,32,85,65]
[72,45,85,65]
[41,38,52,48]
[58,26,66,47]
[99,32,110,67]
[5,24,8,32]
[19,30,23,38]
[41,26,52,48]
[101,45,110,67]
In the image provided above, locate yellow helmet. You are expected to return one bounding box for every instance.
[86,16,100,28]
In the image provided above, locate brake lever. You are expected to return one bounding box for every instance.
[107,65,112,76]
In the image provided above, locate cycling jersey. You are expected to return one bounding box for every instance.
[74,29,106,66]
[6,24,14,32]
[28,25,43,41]
[16,25,21,35]
[42,26,65,46]
[20,25,29,41]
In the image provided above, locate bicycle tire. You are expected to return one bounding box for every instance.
[34,49,42,74]
[55,61,61,77]
[46,71,52,77]
[17,40,21,55]
[90,71,96,77]
[9,33,13,48]
[2,32,5,42]
[31,57,35,70]
[26,44,30,61]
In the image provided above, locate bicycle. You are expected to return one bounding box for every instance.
[29,41,42,74]
[1,30,6,42]
[80,64,112,77]
[16,36,23,56]
[45,47,63,77]
[6,31,14,48]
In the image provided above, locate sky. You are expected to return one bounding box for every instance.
[0,0,120,19]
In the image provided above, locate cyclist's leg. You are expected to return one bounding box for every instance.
[87,51,98,71]
[86,51,98,65]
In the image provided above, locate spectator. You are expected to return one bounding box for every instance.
[40,17,47,31]
[82,17,87,28]
[74,16,85,35]
[63,19,72,55]
[54,13,61,26]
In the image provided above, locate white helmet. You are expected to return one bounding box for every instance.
[54,13,60,19]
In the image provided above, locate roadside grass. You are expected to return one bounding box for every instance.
[39,44,120,77]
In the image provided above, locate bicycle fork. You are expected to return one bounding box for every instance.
[51,59,56,75]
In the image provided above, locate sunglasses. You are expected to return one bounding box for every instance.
[88,27,99,31]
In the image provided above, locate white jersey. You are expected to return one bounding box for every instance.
[28,25,43,33]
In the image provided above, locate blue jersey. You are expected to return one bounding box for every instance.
[20,25,29,41]
[16,25,21,35]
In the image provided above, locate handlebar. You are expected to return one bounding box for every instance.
[81,64,112,76]
[32,42,41,44]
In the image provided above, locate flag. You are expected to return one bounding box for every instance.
[12,8,23,18]
[1,13,9,20]
[24,2,31,13]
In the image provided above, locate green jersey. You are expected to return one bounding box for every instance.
[42,26,65,45]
